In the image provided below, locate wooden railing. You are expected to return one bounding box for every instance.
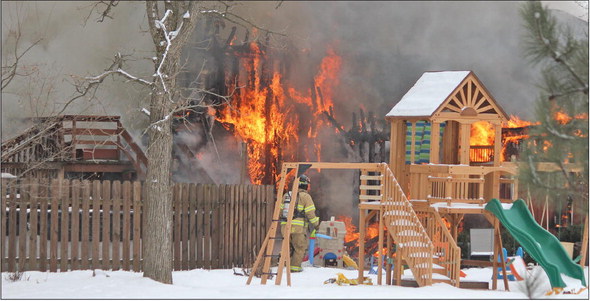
[427,176,484,205]
[1,121,64,163]
[469,145,494,164]
[380,164,434,287]
[1,115,148,179]
[429,211,461,287]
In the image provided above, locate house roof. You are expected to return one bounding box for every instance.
[386,71,471,117]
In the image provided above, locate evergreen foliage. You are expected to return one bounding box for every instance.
[518,1,589,213]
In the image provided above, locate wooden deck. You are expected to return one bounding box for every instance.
[1,115,147,180]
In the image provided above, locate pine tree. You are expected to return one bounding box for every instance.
[518,1,588,216]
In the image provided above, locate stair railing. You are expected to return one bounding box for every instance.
[380,163,434,287]
[430,210,461,287]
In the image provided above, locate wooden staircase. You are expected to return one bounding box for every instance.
[359,164,461,287]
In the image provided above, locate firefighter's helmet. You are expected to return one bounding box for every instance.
[298,174,310,188]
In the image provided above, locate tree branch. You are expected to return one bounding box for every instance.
[2,36,43,89]
[531,5,588,90]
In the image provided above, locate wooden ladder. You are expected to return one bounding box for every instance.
[247,162,310,286]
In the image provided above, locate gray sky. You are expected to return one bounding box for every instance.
[1,1,588,138]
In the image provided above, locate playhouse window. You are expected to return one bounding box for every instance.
[405,121,446,164]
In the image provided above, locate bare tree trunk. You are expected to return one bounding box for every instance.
[142,90,174,284]
[141,1,196,284]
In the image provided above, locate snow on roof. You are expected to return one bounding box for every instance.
[386,71,471,117]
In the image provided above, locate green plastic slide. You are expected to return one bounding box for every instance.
[485,198,587,288]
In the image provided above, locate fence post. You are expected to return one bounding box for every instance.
[1,179,6,272]
[80,180,90,270]
[188,183,197,270]
[70,180,80,270]
[132,181,142,272]
[60,179,70,272]
[29,180,39,272]
[38,178,48,272]
[102,181,112,270]
[203,184,212,269]
[19,178,29,272]
[229,185,237,268]
[196,184,204,268]
[122,181,131,271]
[173,182,181,271]
[112,181,121,270]
[48,179,60,273]
[7,179,17,273]
[92,180,101,270]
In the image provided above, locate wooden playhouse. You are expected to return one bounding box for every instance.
[250,71,519,289]
[355,71,520,288]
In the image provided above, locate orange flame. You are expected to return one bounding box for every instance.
[337,216,359,243]
[216,43,342,184]
[469,115,542,162]
[554,111,588,128]
[337,215,388,257]
[470,121,495,146]
[503,114,539,128]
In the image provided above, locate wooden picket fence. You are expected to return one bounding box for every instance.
[1,178,275,273]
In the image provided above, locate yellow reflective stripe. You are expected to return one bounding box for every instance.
[309,217,319,224]
[290,266,302,271]
[291,220,305,226]
[304,205,315,212]
[296,204,304,210]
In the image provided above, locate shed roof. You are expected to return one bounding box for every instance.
[386,71,470,117]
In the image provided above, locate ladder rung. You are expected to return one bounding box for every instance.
[360,175,382,181]
[270,237,283,240]
[359,194,382,201]
[359,185,382,190]
[264,254,280,257]
[261,272,277,275]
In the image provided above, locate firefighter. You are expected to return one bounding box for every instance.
[280,174,320,272]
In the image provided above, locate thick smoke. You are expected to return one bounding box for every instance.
[222,1,587,221]
[1,2,586,221]
[238,1,583,121]
[1,2,152,139]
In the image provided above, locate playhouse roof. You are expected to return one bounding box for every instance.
[386,71,509,121]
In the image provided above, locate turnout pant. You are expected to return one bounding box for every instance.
[281,225,309,271]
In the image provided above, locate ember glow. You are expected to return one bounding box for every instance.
[215,43,342,184]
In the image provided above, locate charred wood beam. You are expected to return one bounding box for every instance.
[316,86,325,111]
[224,26,237,49]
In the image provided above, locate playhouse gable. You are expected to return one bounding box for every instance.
[386,71,509,122]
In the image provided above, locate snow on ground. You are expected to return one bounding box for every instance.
[2,265,588,299]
